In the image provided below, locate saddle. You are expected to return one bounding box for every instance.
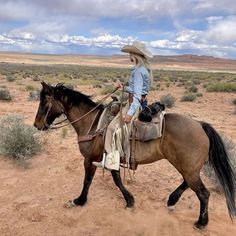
[131,101,166,142]
[96,95,125,131]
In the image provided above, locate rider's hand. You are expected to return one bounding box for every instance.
[123,114,132,123]
[116,80,124,90]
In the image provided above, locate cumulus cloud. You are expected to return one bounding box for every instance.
[0,0,236,57]
[0,32,136,53]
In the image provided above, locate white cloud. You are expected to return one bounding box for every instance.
[205,16,236,44]
[176,30,201,42]
[48,33,136,48]
[0,35,15,44]
[0,32,137,53]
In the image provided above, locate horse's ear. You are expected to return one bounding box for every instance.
[41,81,52,94]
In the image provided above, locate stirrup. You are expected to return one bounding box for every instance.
[92,153,106,169]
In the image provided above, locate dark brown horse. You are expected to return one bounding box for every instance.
[34,82,236,229]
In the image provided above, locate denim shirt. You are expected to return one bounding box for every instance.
[125,65,151,116]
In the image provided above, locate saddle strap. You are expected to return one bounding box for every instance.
[130,124,137,170]
[78,134,97,143]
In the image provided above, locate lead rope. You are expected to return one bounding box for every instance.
[119,85,127,183]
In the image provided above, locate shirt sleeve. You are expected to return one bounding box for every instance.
[127,69,143,116]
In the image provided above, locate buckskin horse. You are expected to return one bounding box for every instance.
[34,82,236,229]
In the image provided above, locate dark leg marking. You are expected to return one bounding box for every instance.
[73,159,97,206]
[167,180,188,207]
[111,170,135,208]
[189,178,210,229]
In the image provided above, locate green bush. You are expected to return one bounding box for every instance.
[160,94,175,108]
[0,114,41,160]
[100,85,114,95]
[188,85,198,93]
[206,83,236,92]
[25,85,35,91]
[6,75,16,82]
[28,90,40,101]
[0,88,12,101]
[196,93,203,97]
[181,93,197,102]
[232,98,236,105]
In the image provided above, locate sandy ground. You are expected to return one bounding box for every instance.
[0,76,236,236]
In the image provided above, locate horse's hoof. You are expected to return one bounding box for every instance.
[64,200,76,208]
[193,222,206,230]
[125,206,135,212]
[167,205,175,212]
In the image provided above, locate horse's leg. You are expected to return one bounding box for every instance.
[68,158,97,207]
[111,170,135,208]
[187,176,210,229]
[167,180,188,208]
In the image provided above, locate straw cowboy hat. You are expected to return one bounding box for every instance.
[121,41,153,59]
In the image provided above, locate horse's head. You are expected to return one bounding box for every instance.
[34,82,65,130]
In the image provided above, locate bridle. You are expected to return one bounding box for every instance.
[42,95,66,130]
[42,87,119,131]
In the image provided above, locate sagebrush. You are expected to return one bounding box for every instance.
[0,88,12,101]
[160,94,175,108]
[0,114,41,160]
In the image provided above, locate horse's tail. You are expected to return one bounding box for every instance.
[201,122,236,219]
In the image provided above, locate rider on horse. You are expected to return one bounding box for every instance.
[92,41,153,170]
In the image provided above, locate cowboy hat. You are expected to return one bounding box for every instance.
[121,41,153,59]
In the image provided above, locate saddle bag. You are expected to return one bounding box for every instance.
[132,111,165,142]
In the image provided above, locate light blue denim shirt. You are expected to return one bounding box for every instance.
[125,65,151,116]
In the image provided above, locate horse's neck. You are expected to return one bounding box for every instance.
[66,103,100,136]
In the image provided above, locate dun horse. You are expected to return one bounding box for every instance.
[34,82,236,229]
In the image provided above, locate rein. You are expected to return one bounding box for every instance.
[43,87,119,130]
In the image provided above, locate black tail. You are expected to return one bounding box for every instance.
[201,122,236,219]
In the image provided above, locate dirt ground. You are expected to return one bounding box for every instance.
[0,75,236,236]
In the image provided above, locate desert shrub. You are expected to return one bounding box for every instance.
[100,85,114,95]
[0,114,41,160]
[32,75,40,81]
[192,79,201,85]
[206,83,236,92]
[101,78,109,83]
[188,84,198,93]
[232,98,236,105]
[203,136,236,191]
[165,81,170,88]
[6,75,16,82]
[28,90,40,101]
[196,93,203,97]
[0,88,12,101]
[93,84,102,89]
[181,93,197,102]
[160,94,175,108]
[25,85,35,91]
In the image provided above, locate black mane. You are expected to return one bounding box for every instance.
[53,84,98,107]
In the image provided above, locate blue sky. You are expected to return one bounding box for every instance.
[0,0,236,58]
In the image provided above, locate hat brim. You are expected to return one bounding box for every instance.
[121,45,153,59]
